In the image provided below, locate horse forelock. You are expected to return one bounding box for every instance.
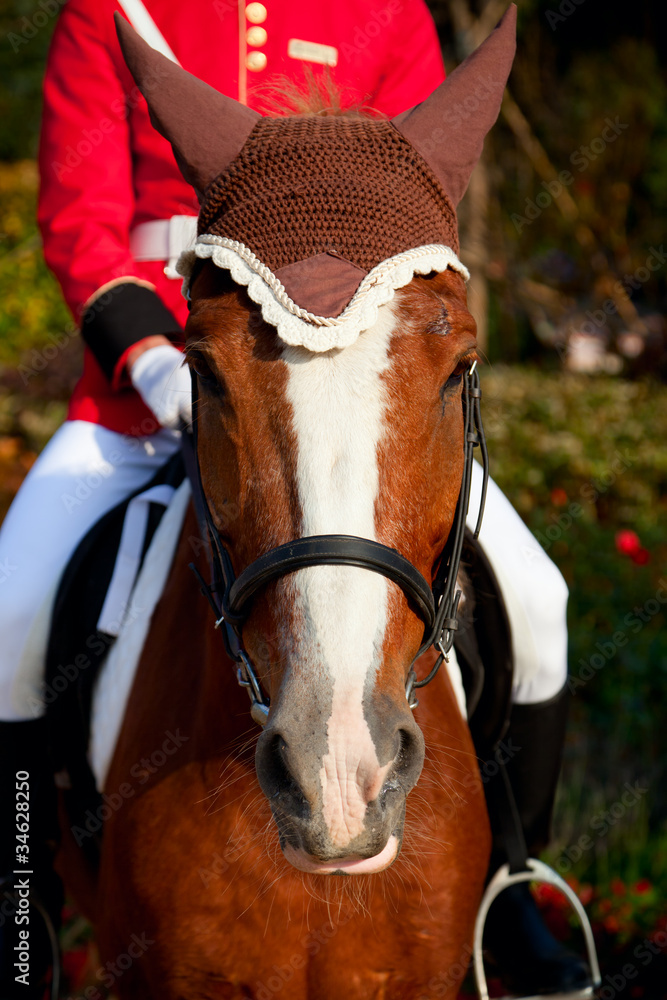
[249,70,383,120]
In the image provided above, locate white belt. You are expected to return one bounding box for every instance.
[130,215,198,279]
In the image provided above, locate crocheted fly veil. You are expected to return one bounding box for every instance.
[115,7,516,351]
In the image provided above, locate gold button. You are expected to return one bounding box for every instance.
[246,2,267,24]
[246,26,267,46]
[246,50,267,71]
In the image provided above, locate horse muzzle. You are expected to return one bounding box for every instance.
[255,708,425,874]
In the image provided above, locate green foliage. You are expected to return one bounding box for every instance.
[480,365,667,893]
[0,0,57,161]
[0,161,71,369]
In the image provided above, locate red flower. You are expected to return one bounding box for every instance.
[551,488,568,507]
[61,948,90,989]
[615,530,641,556]
[604,915,620,934]
[535,883,568,908]
[611,877,626,897]
[633,879,652,895]
[578,884,594,905]
[631,548,650,566]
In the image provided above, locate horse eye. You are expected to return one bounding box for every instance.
[189,352,221,393]
[440,367,464,399]
[439,356,475,403]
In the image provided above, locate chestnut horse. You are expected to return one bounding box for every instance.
[92,267,490,999]
[60,8,518,998]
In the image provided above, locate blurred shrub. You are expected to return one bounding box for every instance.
[0,160,71,367]
[481,365,667,893]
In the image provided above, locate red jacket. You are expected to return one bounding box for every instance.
[38,0,445,434]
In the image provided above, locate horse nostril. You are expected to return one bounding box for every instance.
[265,733,291,795]
[395,728,412,768]
[391,725,425,790]
[255,730,308,816]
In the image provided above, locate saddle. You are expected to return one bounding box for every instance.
[44,449,512,871]
[44,451,185,865]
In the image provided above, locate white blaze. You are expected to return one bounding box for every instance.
[283,304,396,848]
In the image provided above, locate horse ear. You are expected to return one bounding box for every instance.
[114,13,260,199]
[392,4,516,206]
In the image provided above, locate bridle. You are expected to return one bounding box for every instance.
[187,362,488,727]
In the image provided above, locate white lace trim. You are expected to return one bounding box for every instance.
[176,236,469,352]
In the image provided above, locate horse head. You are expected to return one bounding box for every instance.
[115,8,515,876]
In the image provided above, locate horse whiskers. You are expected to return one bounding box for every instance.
[235,869,285,919]
[419,725,481,758]
[205,727,259,768]
[412,774,469,810]
[295,869,373,918]
[424,750,483,773]
[202,781,261,817]
[200,764,251,804]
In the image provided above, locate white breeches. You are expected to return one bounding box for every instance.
[467,460,568,705]
[0,420,180,721]
[0,423,567,721]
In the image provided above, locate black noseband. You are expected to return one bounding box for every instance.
[228,535,436,627]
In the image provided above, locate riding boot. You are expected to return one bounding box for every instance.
[482,683,592,995]
[0,719,62,1000]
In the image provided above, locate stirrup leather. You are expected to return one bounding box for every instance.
[473,858,601,1000]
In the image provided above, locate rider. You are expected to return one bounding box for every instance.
[0,0,588,995]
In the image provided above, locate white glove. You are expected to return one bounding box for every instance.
[129,344,192,429]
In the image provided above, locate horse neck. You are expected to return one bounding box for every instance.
[107,504,255,792]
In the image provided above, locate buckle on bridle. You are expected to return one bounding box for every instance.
[403,362,489,708]
[235,650,270,726]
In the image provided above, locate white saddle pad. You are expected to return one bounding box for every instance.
[90,478,191,790]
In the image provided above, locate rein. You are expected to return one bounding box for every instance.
[185,362,488,726]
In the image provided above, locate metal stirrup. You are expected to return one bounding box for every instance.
[472,859,601,1000]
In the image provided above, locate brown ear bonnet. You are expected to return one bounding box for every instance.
[115,7,516,349]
